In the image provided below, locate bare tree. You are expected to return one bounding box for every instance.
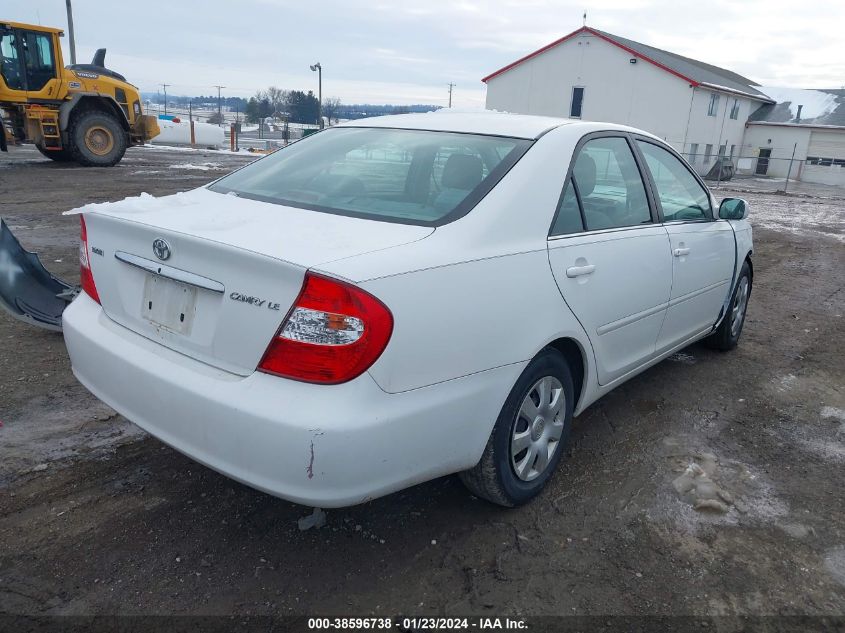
[264,86,288,119]
[322,97,342,125]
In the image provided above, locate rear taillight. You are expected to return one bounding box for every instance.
[258,272,393,384]
[79,215,101,304]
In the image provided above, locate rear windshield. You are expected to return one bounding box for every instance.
[208,127,532,226]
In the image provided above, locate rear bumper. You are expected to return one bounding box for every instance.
[62,293,524,507]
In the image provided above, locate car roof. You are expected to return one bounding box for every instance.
[338,111,579,140]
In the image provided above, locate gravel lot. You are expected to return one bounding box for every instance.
[1,144,844,620]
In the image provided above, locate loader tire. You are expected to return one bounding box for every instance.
[68,110,127,167]
[36,143,74,162]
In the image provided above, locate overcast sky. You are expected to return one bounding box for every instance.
[7,0,844,107]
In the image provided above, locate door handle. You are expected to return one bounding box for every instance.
[673,247,691,257]
[566,264,596,278]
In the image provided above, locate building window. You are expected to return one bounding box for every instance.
[689,143,699,164]
[730,144,736,159]
[704,144,713,163]
[730,99,740,119]
[570,86,585,118]
[718,144,727,158]
[707,93,720,117]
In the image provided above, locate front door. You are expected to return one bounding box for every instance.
[755,148,771,175]
[0,27,61,102]
[635,139,735,352]
[547,135,673,385]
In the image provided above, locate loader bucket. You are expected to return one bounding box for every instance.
[0,219,77,332]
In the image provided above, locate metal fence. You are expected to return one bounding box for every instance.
[677,152,845,195]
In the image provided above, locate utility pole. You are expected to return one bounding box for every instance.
[65,0,77,64]
[310,63,322,128]
[160,84,170,116]
[214,85,226,125]
[447,82,455,108]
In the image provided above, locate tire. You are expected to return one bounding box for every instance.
[35,143,74,162]
[705,260,751,351]
[459,348,575,507]
[67,109,127,167]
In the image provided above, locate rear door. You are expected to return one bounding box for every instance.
[634,138,735,353]
[547,134,673,385]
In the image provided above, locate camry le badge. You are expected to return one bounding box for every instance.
[152,238,171,261]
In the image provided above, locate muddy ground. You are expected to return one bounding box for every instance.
[0,144,844,620]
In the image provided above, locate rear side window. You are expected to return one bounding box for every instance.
[551,180,583,235]
[636,141,711,221]
[571,137,651,231]
[209,127,531,226]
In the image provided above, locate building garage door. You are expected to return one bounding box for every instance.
[803,130,845,186]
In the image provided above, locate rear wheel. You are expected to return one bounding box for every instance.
[705,261,751,351]
[68,110,127,167]
[459,348,574,506]
[35,143,74,162]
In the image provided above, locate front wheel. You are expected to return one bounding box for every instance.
[459,348,574,507]
[706,261,751,351]
[68,110,127,167]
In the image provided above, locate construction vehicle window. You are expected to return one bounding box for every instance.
[0,31,24,90]
[22,31,55,92]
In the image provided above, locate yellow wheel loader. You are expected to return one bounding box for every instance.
[0,20,159,166]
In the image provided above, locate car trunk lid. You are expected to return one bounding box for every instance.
[77,188,432,375]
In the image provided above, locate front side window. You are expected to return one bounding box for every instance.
[0,29,23,90]
[569,137,651,231]
[707,93,720,116]
[550,180,583,235]
[570,87,584,118]
[637,141,711,222]
[209,127,531,226]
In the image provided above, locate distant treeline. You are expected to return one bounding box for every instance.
[142,92,439,123]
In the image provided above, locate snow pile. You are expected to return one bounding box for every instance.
[62,191,201,216]
[760,87,838,120]
[152,118,225,147]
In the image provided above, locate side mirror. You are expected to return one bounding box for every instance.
[719,198,748,220]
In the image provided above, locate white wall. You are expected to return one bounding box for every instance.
[684,89,758,176]
[485,31,763,175]
[740,124,811,179]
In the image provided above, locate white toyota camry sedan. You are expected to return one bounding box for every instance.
[62,111,753,507]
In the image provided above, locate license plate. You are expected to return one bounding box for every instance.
[142,274,198,335]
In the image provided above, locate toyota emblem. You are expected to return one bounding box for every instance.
[152,238,171,261]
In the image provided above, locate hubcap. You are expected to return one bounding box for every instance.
[511,376,566,482]
[730,277,749,337]
[84,126,115,156]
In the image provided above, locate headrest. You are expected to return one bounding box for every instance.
[442,154,483,190]
[573,153,596,197]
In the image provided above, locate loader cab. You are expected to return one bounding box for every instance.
[0,23,63,102]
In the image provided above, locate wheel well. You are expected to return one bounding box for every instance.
[745,254,753,287]
[65,96,129,131]
[546,338,585,409]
